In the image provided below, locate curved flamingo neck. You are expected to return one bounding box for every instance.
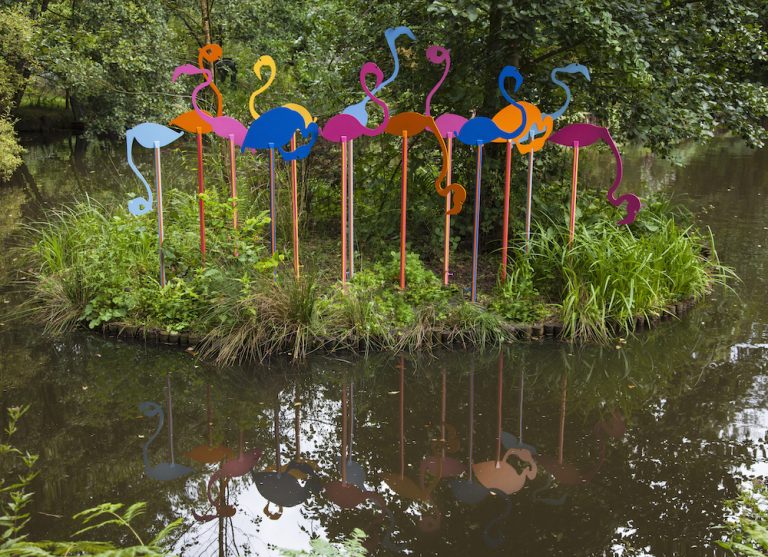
[126,131,150,202]
[547,69,572,121]
[143,410,164,468]
[198,53,223,116]
[361,74,389,135]
[191,69,215,125]
[425,55,450,116]
[249,58,277,120]
[377,37,403,93]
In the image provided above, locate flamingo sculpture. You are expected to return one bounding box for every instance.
[342,26,416,279]
[169,43,225,266]
[239,56,319,271]
[493,63,591,255]
[384,44,467,289]
[321,62,389,284]
[126,123,183,287]
[193,430,263,522]
[547,123,640,229]
[455,66,527,302]
[173,64,248,257]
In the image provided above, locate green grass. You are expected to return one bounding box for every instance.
[13,176,734,363]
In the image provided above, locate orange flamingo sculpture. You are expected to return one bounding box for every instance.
[384,44,467,290]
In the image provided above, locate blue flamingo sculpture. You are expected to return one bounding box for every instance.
[240,108,319,160]
[126,123,183,216]
[526,63,591,141]
[455,66,528,301]
[138,401,193,481]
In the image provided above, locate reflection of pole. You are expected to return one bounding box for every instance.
[294,387,301,457]
[341,385,348,485]
[441,369,447,458]
[568,141,580,246]
[269,144,276,280]
[519,371,524,444]
[501,140,512,281]
[341,138,348,285]
[196,128,206,267]
[348,139,355,278]
[229,135,238,258]
[274,398,281,471]
[443,135,453,285]
[154,141,165,287]
[207,384,212,447]
[400,131,408,290]
[559,372,568,465]
[290,134,301,278]
[166,373,175,464]
[399,356,405,478]
[471,144,483,302]
[469,366,475,480]
[496,353,503,465]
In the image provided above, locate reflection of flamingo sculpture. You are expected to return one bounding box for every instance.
[419,368,465,481]
[472,353,538,495]
[381,357,444,533]
[138,401,193,481]
[456,66,527,301]
[126,123,183,286]
[321,62,389,284]
[185,384,234,464]
[193,430,263,522]
[547,123,640,228]
[384,45,467,289]
[342,26,416,279]
[493,63,590,254]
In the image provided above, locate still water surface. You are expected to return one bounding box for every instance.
[1,136,767,556]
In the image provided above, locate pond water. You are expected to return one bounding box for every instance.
[1,135,767,556]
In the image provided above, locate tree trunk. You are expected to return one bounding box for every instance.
[481,0,504,115]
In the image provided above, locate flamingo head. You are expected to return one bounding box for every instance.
[499,65,524,93]
[557,63,591,81]
[199,43,223,64]
[360,62,385,90]
[253,55,276,80]
[426,45,449,65]
[138,401,161,417]
[172,64,210,82]
[385,25,416,43]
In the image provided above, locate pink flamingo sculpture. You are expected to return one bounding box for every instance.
[174,64,247,256]
[169,44,225,266]
[427,48,469,286]
[342,26,416,280]
[384,45,467,290]
[193,430,262,522]
[321,62,390,285]
[547,123,640,234]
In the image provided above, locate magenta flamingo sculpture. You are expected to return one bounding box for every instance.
[425,47,466,286]
[321,62,389,284]
[547,123,640,228]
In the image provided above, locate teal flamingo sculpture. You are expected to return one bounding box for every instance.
[138,400,193,481]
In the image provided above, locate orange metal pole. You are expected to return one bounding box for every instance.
[400,131,408,290]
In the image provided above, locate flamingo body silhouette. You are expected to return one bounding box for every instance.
[172,64,249,147]
[342,26,416,125]
[193,447,263,522]
[321,62,390,142]
[241,107,319,160]
[169,44,223,134]
[138,401,193,481]
[548,123,640,225]
[126,124,183,216]
[456,66,527,146]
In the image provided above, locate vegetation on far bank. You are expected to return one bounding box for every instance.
[12,166,734,363]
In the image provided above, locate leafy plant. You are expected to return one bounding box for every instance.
[278,529,368,557]
[717,482,768,556]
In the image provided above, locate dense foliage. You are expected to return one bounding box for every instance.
[718,482,768,556]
